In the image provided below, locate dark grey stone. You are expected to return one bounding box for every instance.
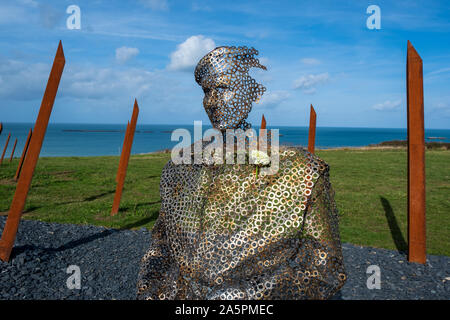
[0,216,448,300]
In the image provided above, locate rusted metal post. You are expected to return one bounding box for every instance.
[308,105,317,154]
[111,100,139,216]
[0,132,11,165]
[9,138,17,162]
[258,114,267,151]
[116,121,130,184]
[14,129,32,181]
[0,41,65,262]
[406,41,426,264]
[0,123,3,135]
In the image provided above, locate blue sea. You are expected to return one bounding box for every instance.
[0,123,449,157]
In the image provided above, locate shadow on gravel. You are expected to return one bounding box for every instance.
[119,210,160,230]
[380,196,407,253]
[10,230,115,260]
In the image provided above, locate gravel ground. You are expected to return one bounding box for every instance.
[0,216,448,300]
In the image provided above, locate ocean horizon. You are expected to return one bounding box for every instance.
[0,122,449,157]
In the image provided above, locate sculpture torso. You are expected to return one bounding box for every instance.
[137,146,346,299]
[136,45,346,300]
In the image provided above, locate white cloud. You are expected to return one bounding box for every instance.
[115,47,140,64]
[426,67,450,77]
[258,57,270,66]
[372,99,402,111]
[300,58,321,65]
[0,57,157,101]
[0,3,30,25]
[0,58,49,100]
[435,102,449,110]
[57,65,202,118]
[0,55,206,124]
[191,2,212,12]
[258,90,290,108]
[17,0,38,7]
[244,30,270,39]
[433,102,450,118]
[167,35,216,72]
[139,0,169,11]
[39,3,64,29]
[63,66,161,100]
[293,72,330,94]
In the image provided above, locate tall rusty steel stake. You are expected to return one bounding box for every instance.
[0,41,65,262]
[9,138,18,162]
[308,105,317,154]
[116,121,130,183]
[111,100,139,216]
[406,41,426,264]
[0,132,11,165]
[14,128,32,181]
[258,114,267,152]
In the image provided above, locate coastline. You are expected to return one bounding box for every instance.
[2,124,448,157]
[141,140,449,155]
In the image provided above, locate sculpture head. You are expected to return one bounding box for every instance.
[195,46,267,131]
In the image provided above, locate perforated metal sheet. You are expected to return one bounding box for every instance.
[195,46,266,131]
[137,146,346,300]
[136,46,346,300]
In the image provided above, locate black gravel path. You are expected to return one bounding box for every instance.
[0,217,448,300]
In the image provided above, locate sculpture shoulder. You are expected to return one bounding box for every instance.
[159,160,205,197]
[160,160,201,178]
[278,146,330,176]
[160,146,331,178]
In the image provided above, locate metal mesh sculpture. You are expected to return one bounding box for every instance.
[195,46,266,131]
[137,46,346,300]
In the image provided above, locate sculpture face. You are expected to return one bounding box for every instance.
[195,46,267,131]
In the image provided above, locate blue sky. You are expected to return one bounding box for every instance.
[0,0,449,128]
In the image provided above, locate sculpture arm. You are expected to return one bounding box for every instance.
[136,163,178,300]
[297,167,347,299]
[136,214,178,300]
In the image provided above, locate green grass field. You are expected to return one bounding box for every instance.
[0,149,448,256]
